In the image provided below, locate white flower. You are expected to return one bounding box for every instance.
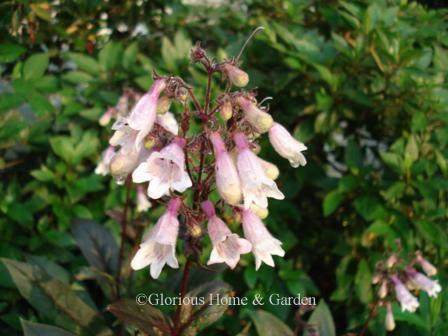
[95,146,116,175]
[132,137,192,199]
[391,275,419,313]
[202,201,251,269]
[131,198,181,279]
[156,112,179,135]
[241,209,285,270]
[234,132,284,209]
[269,122,307,168]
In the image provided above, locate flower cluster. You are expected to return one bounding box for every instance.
[371,244,441,332]
[95,42,307,279]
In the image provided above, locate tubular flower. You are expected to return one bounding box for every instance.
[136,185,152,212]
[222,63,249,87]
[95,146,116,176]
[237,96,273,133]
[390,274,419,313]
[132,137,192,199]
[131,197,181,279]
[209,132,242,205]
[416,253,437,276]
[128,78,167,152]
[234,132,284,209]
[156,112,179,135]
[406,268,441,297]
[385,302,396,331]
[241,208,285,270]
[268,122,307,168]
[202,201,251,269]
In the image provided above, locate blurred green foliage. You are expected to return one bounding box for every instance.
[1,0,447,335]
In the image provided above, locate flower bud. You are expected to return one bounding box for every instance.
[257,157,279,180]
[371,273,382,285]
[250,204,268,219]
[190,224,202,238]
[156,95,172,114]
[219,101,233,121]
[415,253,437,276]
[99,107,115,126]
[223,63,249,87]
[209,132,243,205]
[385,302,395,331]
[386,254,398,268]
[378,280,388,299]
[237,96,273,133]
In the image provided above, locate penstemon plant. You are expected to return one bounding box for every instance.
[95,29,308,334]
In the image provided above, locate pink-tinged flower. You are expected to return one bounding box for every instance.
[95,146,116,175]
[131,197,181,279]
[241,209,285,270]
[390,274,419,312]
[209,132,242,205]
[136,185,152,212]
[234,133,284,209]
[99,107,116,126]
[128,78,167,152]
[416,253,437,276]
[237,96,273,133]
[406,268,441,297]
[156,112,178,135]
[269,122,307,168]
[132,137,192,199]
[222,64,249,87]
[202,201,251,269]
[385,302,395,331]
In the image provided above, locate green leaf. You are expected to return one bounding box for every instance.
[181,281,232,333]
[23,53,49,80]
[21,319,75,336]
[99,42,123,70]
[0,43,25,63]
[1,258,107,334]
[122,42,138,69]
[355,259,372,304]
[305,300,336,336]
[62,71,93,84]
[345,140,363,171]
[108,299,171,336]
[66,52,101,75]
[250,310,294,336]
[71,219,119,274]
[323,190,344,216]
[404,135,419,168]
